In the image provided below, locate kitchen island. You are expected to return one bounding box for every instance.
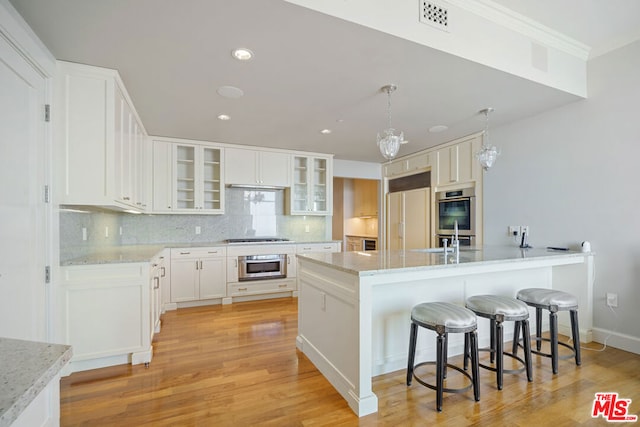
[295,246,594,416]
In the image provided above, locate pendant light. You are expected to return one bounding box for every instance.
[475,107,500,170]
[377,84,407,160]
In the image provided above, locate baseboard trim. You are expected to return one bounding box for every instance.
[592,328,640,355]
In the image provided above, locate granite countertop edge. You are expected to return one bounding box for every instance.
[61,240,343,266]
[0,339,72,427]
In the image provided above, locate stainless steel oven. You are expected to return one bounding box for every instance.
[238,254,287,281]
[436,187,476,238]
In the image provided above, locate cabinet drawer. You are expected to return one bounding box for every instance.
[171,247,226,259]
[228,279,296,297]
[297,243,340,253]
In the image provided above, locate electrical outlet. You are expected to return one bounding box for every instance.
[508,226,520,237]
[305,225,310,233]
[82,227,87,241]
[521,226,529,236]
[606,293,618,308]
[195,226,201,235]
[105,226,109,238]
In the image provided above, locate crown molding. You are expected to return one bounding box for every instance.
[446,0,591,60]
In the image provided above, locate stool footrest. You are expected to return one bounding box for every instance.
[477,348,527,375]
[516,338,576,360]
[412,361,474,394]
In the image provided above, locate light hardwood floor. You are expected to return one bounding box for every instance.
[60,298,640,426]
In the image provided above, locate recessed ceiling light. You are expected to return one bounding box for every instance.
[320,129,332,135]
[217,85,244,99]
[232,48,253,61]
[429,125,449,133]
[217,114,231,121]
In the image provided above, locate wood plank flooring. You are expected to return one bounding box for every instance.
[60,298,640,426]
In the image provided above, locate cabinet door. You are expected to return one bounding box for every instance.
[404,188,430,250]
[173,144,196,211]
[260,151,290,187]
[354,179,378,217]
[384,159,407,177]
[199,257,226,299]
[226,257,239,283]
[436,145,458,185]
[152,140,173,212]
[291,156,310,212]
[200,147,222,211]
[170,257,199,302]
[224,147,258,185]
[311,157,329,212]
[387,192,403,250]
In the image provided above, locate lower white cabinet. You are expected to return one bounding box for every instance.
[170,247,226,302]
[59,262,152,373]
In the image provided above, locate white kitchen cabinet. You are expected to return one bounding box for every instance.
[387,188,431,250]
[152,139,173,212]
[435,136,481,187]
[173,144,224,213]
[289,155,333,215]
[225,147,290,187]
[170,247,226,302]
[59,262,152,373]
[150,250,168,337]
[55,61,148,211]
[384,152,431,178]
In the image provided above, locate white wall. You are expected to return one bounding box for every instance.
[484,40,640,353]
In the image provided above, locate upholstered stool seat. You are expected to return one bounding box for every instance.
[407,302,480,412]
[514,288,581,374]
[465,295,533,390]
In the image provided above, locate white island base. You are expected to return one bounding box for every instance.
[295,247,594,417]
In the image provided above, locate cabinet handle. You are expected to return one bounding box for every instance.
[234,259,238,268]
[323,246,331,250]
[180,251,191,255]
[287,255,291,264]
[238,287,247,292]
[195,260,199,270]
[302,247,311,251]
[278,284,287,288]
[208,251,218,254]
[161,267,166,277]
[153,277,160,289]
[199,260,203,269]
[123,196,130,200]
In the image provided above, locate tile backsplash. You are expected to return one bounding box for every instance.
[60,188,329,261]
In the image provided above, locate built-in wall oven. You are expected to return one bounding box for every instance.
[238,254,287,281]
[436,187,476,247]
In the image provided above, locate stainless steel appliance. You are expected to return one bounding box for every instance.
[436,187,476,246]
[362,239,377,251]
[238,254,287,281]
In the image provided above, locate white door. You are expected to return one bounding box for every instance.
[0,35,49,341]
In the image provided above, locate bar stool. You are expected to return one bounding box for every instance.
[406,302,480,412]
[465,295,533,390]
[513,288,581,374]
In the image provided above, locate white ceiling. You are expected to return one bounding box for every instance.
[9,0,640,163]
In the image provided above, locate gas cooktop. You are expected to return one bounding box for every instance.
[224,238,291,244]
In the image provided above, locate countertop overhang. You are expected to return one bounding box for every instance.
[297,246,591,277]
[0,338,72,427]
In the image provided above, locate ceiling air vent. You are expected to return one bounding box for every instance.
[420,1,449,32]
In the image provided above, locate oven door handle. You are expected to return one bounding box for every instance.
[438,196,472,203]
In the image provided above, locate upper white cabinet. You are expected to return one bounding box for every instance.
[54,61,149,211]
[151,138,224,214]
[225,147,290,187]
[384,151,431,178]
[290,155,333,215]
[435,136,481,187]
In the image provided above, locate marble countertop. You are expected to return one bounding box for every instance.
[0,338,72,427]
[61,240,342,266]
[297,246,590,276]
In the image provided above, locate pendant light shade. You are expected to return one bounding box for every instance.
[377,84,407,160]
[475,107,500,170]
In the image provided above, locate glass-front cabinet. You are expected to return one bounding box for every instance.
[173,143,223,213]
[290,154,332,215]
